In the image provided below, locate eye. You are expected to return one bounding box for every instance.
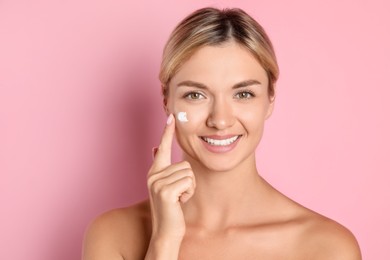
[184,91,205,100]
[234,91,255,99]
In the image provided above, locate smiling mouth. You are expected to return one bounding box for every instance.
[200,135,242,146]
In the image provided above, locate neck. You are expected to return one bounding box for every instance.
[180,153,271,231]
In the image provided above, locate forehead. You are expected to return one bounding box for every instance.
[170,42,268,88]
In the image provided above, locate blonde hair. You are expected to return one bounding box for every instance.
[159,7,279,100]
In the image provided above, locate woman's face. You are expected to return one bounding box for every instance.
[166,42,274,172]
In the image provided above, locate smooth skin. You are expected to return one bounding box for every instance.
[82,42,361,260]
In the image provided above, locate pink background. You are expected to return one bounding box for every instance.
[1,0,389,259]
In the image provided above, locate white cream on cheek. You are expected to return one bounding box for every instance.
[177,111,188,122]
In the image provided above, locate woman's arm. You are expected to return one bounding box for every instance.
[144,237,182,260]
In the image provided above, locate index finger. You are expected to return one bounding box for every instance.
[152,113,175,171]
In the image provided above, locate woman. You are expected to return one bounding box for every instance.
[83,7,361,259]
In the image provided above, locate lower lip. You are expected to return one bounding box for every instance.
[200,136,241,153]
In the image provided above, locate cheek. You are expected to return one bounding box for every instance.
[175,106,208,135]
[174,108,207,152]
[167,96,208,138]
[235,102,269,130]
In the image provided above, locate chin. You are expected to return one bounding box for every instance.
[195,152,254,173]
[202,162,235,173]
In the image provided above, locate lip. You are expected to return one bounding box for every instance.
[199,134,242,153]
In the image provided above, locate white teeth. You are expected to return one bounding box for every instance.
[202,136,239,146]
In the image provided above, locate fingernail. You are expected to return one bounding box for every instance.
[152,147,158,159]
[166,114,173,125]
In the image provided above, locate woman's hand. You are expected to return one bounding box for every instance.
[147,114,196,242]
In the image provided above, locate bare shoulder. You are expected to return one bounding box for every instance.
[298,210,362,260]
[82,199,152,260]
[266,191,362,259]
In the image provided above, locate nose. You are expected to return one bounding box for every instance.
[206,97,235,130]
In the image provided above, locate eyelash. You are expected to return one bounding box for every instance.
[183,91,205,100]
[234,90,255,99]
[182,90,256,100]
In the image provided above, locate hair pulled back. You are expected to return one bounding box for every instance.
[159,7,279,100]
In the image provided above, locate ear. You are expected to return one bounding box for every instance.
[265,95,276,120]
[162,84,170,115]
[163,99,169,115]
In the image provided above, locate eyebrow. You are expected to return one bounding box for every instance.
[232,79,262,89]
[177,79,262,89]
